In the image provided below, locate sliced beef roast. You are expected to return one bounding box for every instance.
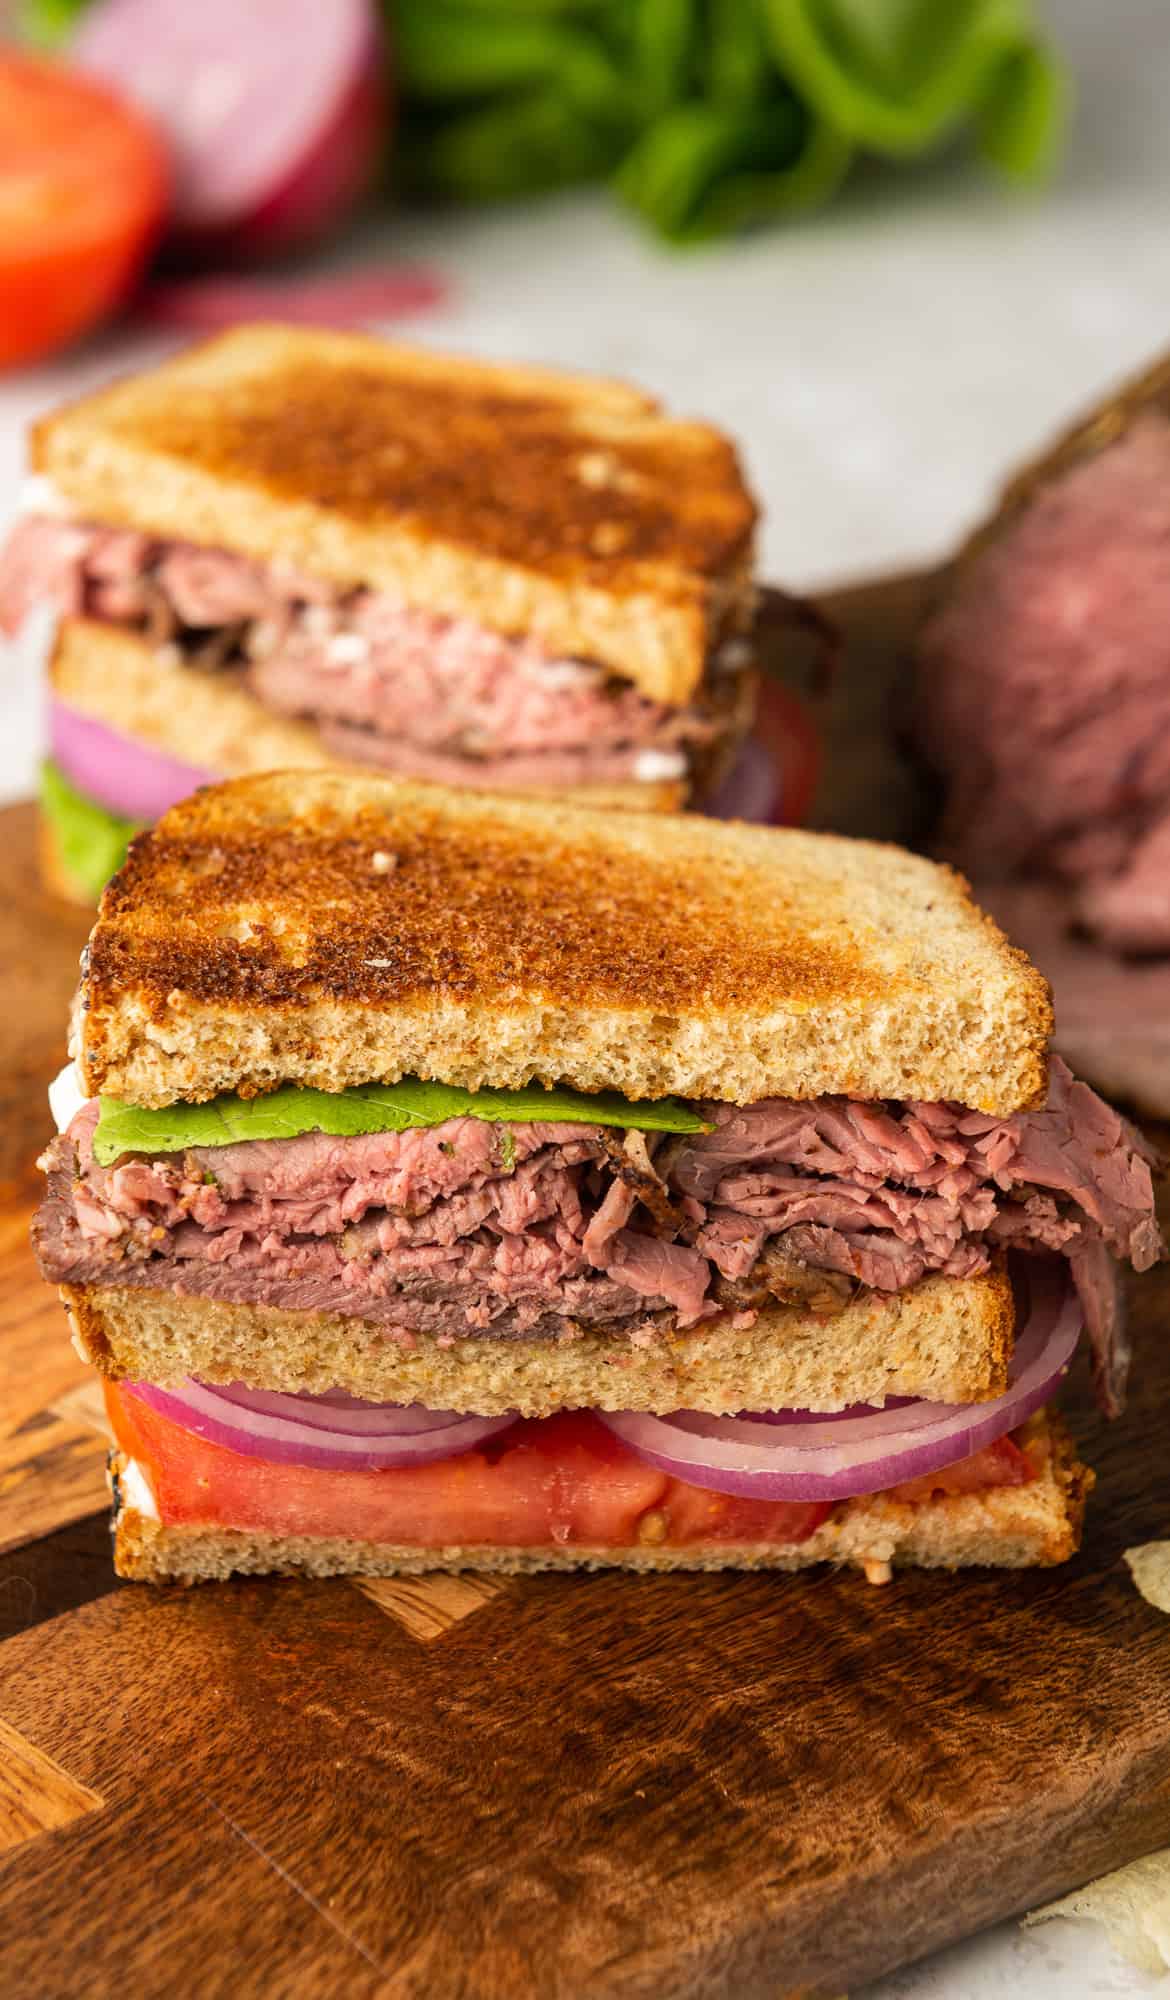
[2,514,723,784]
[35,1059,1164,1413]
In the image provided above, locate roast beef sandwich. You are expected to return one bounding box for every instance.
[916,346,1170,1114]
[0,325,761,904]
[34,772,1164,1583]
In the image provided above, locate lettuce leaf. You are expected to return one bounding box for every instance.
[16,0,87,45]
[39,760,143,905]
[92,1078,710,1166]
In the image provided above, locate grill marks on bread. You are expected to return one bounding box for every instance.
[78,773,1053,1113]
[111,363,753,591]
[93,792,867,1015]
[33,326,758,699]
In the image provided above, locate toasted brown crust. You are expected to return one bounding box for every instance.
[74,769,1053,1113]
[109,1411,1090,1583]
[33,326,758,703]
[62,1265,1016,1417]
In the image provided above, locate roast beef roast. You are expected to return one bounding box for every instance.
[917,413,1170,954]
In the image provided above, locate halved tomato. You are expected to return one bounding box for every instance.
[105,1386,832,1550]
[0,53,170,370]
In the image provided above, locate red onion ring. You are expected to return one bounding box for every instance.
[49,699,215,821]
[126,1378,517,1471]
[598,1264,1082,1501]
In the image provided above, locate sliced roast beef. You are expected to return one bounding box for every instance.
[3,512,725,786]
[314,725,689,790]
[1075,812,1170,956]
[917,413,1170,956]
[34,1060,1164,1412]
[977,880,1170,1120]
[0,514,90,632]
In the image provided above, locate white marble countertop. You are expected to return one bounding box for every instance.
[2,2,1167,1990]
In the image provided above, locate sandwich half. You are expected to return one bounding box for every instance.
[34,774,1163,1582]
[0,325,761,903]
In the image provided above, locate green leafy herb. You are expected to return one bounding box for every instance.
[16,0,87,46]
[27,0,1068,241]
[39,760,143,905]
[393,0,1066,241]
[92,1077,710,1167]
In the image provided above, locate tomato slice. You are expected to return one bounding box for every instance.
[105,1386,834,1550]
[107,1386,1035,1554]
[883,1435,1033,1503]
[657,1479,833,1547]
[752,677,823,827]
[0,53,169,370]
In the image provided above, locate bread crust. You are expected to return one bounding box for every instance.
[63,1265,1016,1417]
[75,770,1054,1114]
[33,325,758,704]
[108,1411,1090,1582]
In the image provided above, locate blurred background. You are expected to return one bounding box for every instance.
[1,10,1168,1994]
[0,0,1167,768]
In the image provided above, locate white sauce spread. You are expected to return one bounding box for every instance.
[119,1458,159,1521]
[49,1061,88,1135]
[633,748,688,782]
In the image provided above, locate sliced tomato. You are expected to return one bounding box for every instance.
[753,678,823,827]
[0,54,169,371]
[884,1434,1034,1504]
[107,1389,671,1547]
[107,1386,1034,1553]
[658,1480,833,1547]
[106,1386,832,1550]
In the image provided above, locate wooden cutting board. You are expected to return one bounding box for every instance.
[2,575,1169,2000]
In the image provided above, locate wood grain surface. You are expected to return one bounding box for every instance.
[1,575,1168,2000]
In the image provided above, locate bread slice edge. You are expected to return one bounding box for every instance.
[63,1265,1015,1417]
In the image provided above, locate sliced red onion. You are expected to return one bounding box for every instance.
[49,699,215,820]
[598,1265,1082,1502]
[126,1378,517,1471]
[134,267,448,336]
[74,0,386,260]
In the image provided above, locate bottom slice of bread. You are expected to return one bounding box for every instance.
[110,1412,1090,1584]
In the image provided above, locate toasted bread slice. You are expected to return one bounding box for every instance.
[62,1265,1015,1417]
[76,770,1052,1114]
[48,617,690,814]
[109,1411,1090,1582]
[33,325,757,705]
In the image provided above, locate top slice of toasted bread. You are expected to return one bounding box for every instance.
[33,325,757,706]
[76,771,1052,1114]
